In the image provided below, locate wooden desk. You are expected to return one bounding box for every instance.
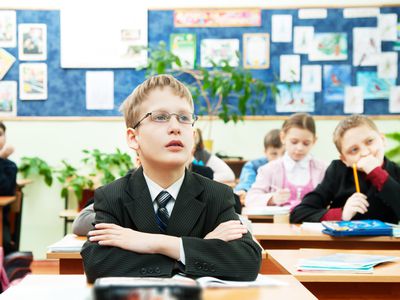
[266,249,400,300]
[253,223,400,250]
[2,274,317,300]
[0,195,16,246]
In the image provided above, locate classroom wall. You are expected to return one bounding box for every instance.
[1,0,400,259]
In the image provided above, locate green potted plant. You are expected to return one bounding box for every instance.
[385,132,400,164]
[145,41,277,148]
[18,156,53,187]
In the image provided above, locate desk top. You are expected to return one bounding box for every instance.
[2,274,317,300]
[267,249,400,283]
[252,223,400,242]
[0,195,16,207]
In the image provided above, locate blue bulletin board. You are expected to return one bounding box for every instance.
[2,7,400,117]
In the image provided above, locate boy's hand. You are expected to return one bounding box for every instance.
[342,193,369,221]
[0,144,14,159]
[356,155,381,174]
[204,220,247,242]
[271,189,290,205]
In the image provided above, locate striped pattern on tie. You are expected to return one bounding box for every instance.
[155,191,172,232]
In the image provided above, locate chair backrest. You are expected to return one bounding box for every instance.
[0,248,10,293]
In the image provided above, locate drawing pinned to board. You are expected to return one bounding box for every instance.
[170,33,196,69]
[271,15,292,42]
[378,52,398,79]
[353,27,381,66]
[0,10,16,48]
[0,81,17,116]
[302,65,321,92]
[243,33,269,69]
[357,71,395,99]
[298,9,327,19]
[200,39,239,67]
[293,27,314,54]
[276,84,315,112]
[280,55,300,82]
[394,24,400,51]
[309,33,348,61]
[323,65,351,103]
[86,71,114,110]
[18,24,47,61]
[0,48,16,80]
[174,8,261,27]
[19,63,47,100]
[344,86,364,114]
[378,14,398,41]
[389,86,400,113]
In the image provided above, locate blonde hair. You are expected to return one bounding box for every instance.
[333,114,379,153]
[120,74,194,128]
[281,113,316,136]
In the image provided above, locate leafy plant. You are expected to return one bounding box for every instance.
[145,41,277,135]
[18,156,53,186]
[385,132,400,164]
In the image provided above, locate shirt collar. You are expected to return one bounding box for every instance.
[143,172,185,202]
[283,152,311,171]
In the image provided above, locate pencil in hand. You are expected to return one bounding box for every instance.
[352,163,360,193]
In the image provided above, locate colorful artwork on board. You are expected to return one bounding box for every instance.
[200,39,239,67]
[0,48,15,80]
[19,63,47,100]
[0,10,16,48]
[309,33,348,61]
[243,33,269,69]
[0,81,17,116]
[174,9,261,27]
[357,71,395,99]
[276,84,315,112]
[18,23,47,61]
[323,65,351,103]
[344,86,364,114]
[389,86,400,113]
[170,33,196,69]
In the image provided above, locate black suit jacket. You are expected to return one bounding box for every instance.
[81,167,261,283]
[290,158,400,223]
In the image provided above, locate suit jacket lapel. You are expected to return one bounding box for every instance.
[167,170,205,236]
[123,167,160,233]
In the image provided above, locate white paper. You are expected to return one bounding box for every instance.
[18,24,47,61]
[378,52,398,79]
[298,9,327,19]
[195,274,288,288]
[344,86,364,114]
[0,10,16,48]
[353,27,381,66]
[301,65,321,92]
[200,38,239,67]
[280,55,300,82]
[86,71,114,110]
[293,26,314,54]
[242,206,290,216]
[47,234,85,252]
[19,63,48,100]
[300,222,324,232]
[343,8,379,18]
[0,81,17,116]
[378,14,398,41]
[389,86,400,113]
[272,15,292,42]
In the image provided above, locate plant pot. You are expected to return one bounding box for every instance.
[203,139,213,152]
[78,189,95,211]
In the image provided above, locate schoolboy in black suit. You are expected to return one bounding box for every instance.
[81,75,261,283]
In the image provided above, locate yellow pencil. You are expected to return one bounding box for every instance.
[352,163,360,193]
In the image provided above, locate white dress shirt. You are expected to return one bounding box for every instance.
[282,152,311,185]
[143,172,186,264]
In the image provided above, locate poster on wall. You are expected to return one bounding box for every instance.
[174,8,261,27]
[302,65,322,92]
[323,65,351,103]
[353,27,381,66]
[280,55,300,82]
[243,33,269,69]
[344,86,364,114]
[170,33,196,69]
[86,71,114,110]
[356,71,395,99]
[0,48,16,80]
[293,27,314,54]
[309,33,348,61]
[0,81,17,116]
[389,86,400,113]
[18,24,47,61]
[378,52,398,79]
[0,10,16,48]
[19,63,47,100]
[200,39,239,67]
[271,15,292,42]
[378,14,398,41]
[276,84,315,112]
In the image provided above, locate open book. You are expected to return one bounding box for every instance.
[321,220,393,237]
[298,253,399,273]
[47,234,85,252]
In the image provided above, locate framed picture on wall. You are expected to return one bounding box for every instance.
[0,81,17,116]
[19,63,47,100]
[18,23,47,61]
[243,33,270,69]
[0,10,17,48]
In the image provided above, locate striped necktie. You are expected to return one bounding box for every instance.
[155,191,172,232]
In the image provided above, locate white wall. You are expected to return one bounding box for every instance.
[1,0,399,259]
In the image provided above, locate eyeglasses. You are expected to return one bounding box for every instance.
[133,110,198,129]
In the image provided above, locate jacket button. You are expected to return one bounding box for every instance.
[148,267,153,274]
[197,265,202,270]
[155,267,160,273]
[140,268,146,275]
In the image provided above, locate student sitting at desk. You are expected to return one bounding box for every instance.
[234,129,284,205]
[291,115,400,224]
[81,75,261,283]
[0,121,17,255]
[245,113,327,210]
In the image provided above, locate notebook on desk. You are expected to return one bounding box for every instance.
[321,220,393,237]
[242,206,290,216]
